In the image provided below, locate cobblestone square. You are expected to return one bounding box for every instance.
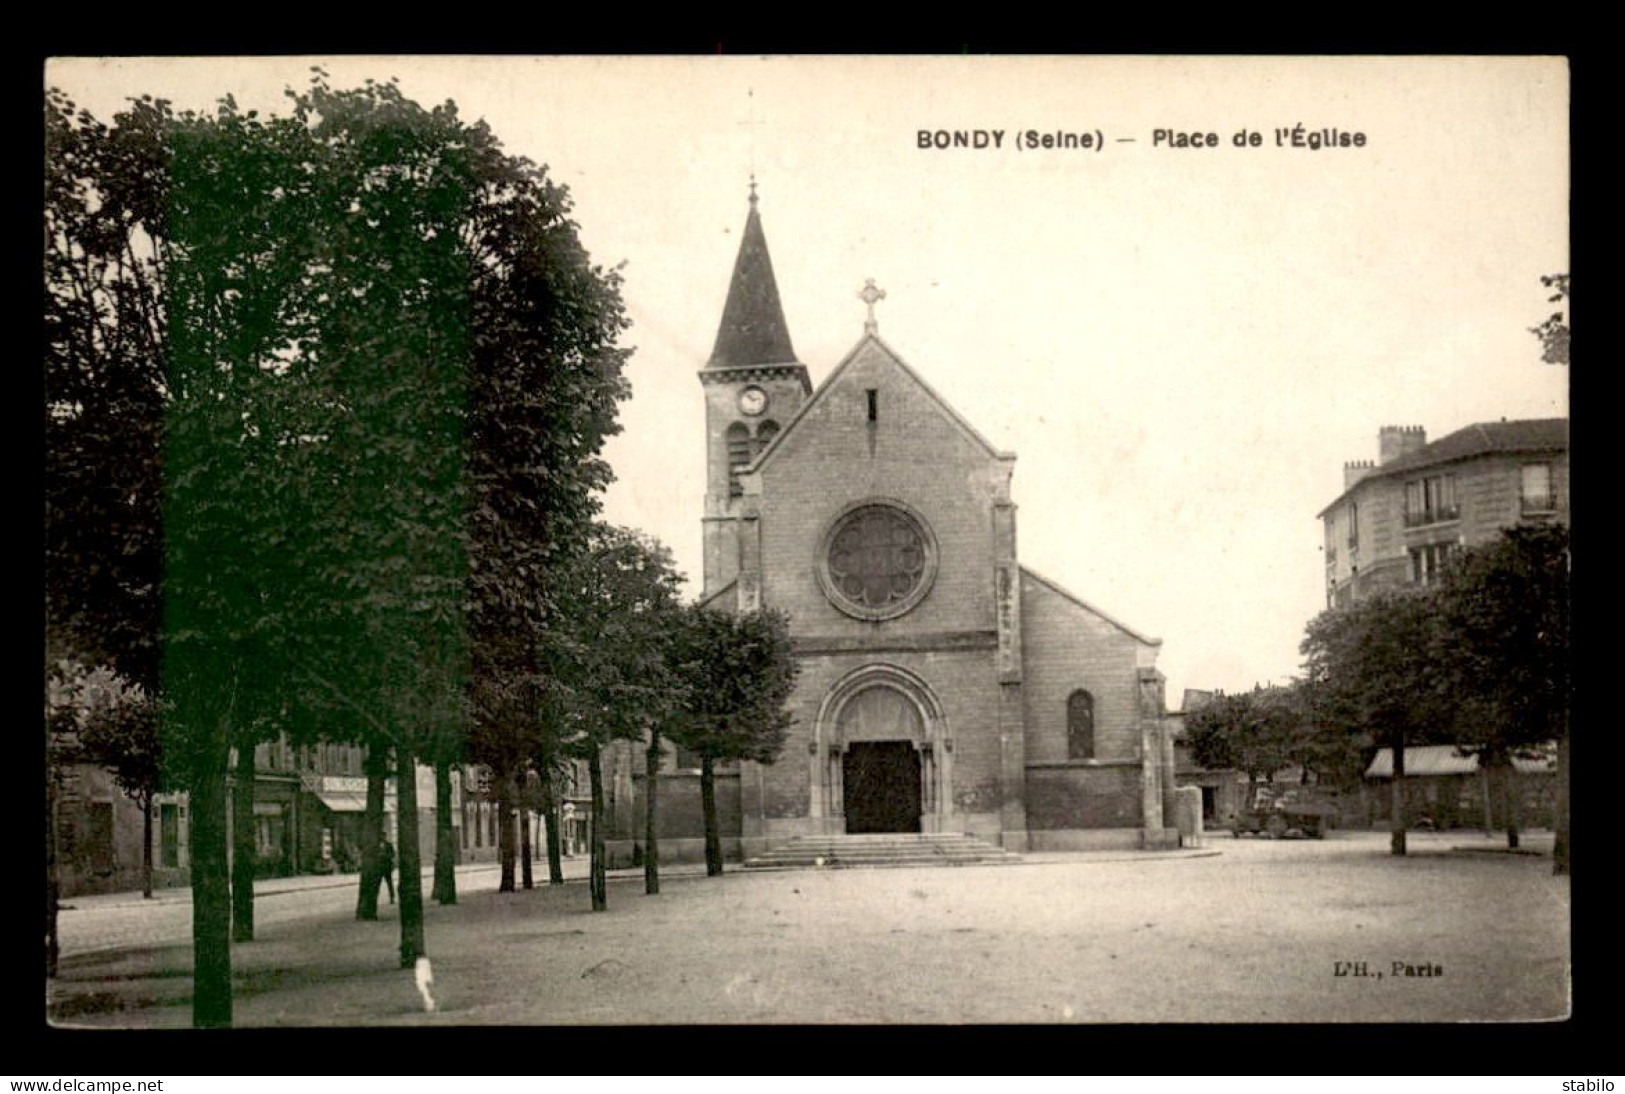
[48,831,1569,1026]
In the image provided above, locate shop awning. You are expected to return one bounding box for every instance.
[312,789,369,813]
[1365,743,1557,779]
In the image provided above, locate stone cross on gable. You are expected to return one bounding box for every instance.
[859,278,886,334]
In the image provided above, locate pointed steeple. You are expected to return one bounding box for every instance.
[707,184,800,369]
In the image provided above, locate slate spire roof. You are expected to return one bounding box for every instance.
[707,186,800,369]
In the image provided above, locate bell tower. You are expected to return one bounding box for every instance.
[700,184,812,599]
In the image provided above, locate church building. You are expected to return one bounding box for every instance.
[607,190,1180,863]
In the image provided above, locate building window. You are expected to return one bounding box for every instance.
[866,389,878,422]
[1404,473,1459,527]
[1409,542,1458,586]
[160,802,180,868]
[726,422,751,497]
[256,813,283,858]
[1347,501,1359,550]
[1067,690,1096,760]
[754,419,780,456]
[817,500,938,621]
[1521,463,1554,514]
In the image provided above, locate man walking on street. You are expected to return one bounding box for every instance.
[380,838,396,905]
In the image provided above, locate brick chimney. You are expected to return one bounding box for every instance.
[1344,459,1375,489]
[1378,424,1427,465]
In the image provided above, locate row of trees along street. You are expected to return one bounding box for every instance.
[1185,523,1569,870]
[45,74,799,1027]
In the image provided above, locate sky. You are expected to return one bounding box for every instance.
[47,55,1569,705]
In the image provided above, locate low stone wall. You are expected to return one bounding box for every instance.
[1024,764,1142,830]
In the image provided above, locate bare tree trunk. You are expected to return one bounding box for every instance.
[191,709,234,1028]
[141,791,154,900]
[1553,730,1569,875]
[701,753,722,877]
[357,742,388,921]
[1503,762,1522,850]
[520,806,535,888]
[46,746,59,979]
[1389,734,1407,856]
[539,769,564,885]
[232,743,255,942]
[645,728,661,895]
[589,742,607,912]
[432,759,457,905]
[497,765,516,893]
[396,744,425,967]
[520,769,534,890]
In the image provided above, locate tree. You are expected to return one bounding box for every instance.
[45,89,167,697]
[546,525,685,909]
[430,752,461,905]
[1530,273,1570,365]
[668,607,798,876]
[1290,678,1376,792]
[1437,525,1570,852]
[77,684,165,899]
[1183,689,1297,810]
[449,62,630,899]
[1301,590,1455,855]
[44,653,117,975]
[158,86,342,1027]
[47,71,631,1023]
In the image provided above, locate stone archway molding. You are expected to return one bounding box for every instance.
[811,662,953,832]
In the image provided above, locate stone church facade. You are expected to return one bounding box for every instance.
[605,192,1178,863]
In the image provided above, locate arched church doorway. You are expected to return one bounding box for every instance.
[836,685,924,834]
[843,742,921,833]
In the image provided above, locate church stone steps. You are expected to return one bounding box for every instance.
[742,833,1022,871]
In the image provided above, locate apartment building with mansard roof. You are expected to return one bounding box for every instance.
[1318,419,1569,607]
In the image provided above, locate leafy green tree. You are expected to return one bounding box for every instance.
[546,524,685,909]
[450,64,630,898]
[46,77,622,1023]
[1183,689,1297,810]
[48,70,631,1016]
[157,88,341,1026]
[1437,525,1570,852]
[45,89,167,696]
[668,607,798,876]
[1301,590,1455,855]
[1530,273,1570,365]
[1290,678,1375,791]
[77,685,165,899]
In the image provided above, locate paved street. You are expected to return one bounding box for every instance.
[48,830,1568,1026]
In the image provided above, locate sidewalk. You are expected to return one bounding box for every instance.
[60,855,715,912]
[63,829,1544,912]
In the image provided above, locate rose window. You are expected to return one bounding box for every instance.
[818,502,937,620]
